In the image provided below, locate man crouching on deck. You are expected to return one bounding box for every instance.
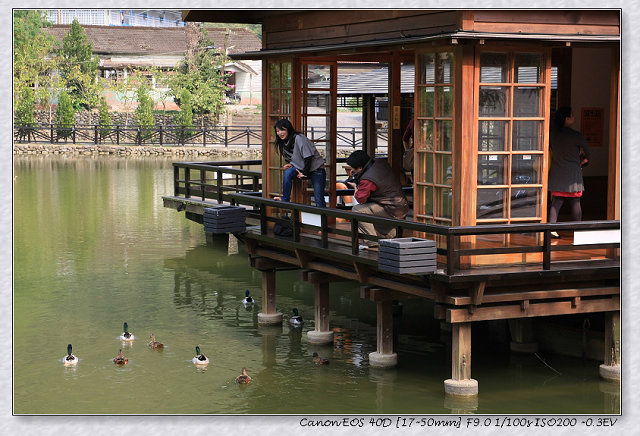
[345,150,409,250]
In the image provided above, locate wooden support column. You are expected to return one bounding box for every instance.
[508,318,539,353]
[599,311,620,382]
[307,278,334,344]
[444,322,478,396]
[257,269,283,325]
[369,295,397,368]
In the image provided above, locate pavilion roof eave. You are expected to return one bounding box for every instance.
[229,30,620,60]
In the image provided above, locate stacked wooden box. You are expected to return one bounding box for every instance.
[203,206,246,234]
[377,237,437,274]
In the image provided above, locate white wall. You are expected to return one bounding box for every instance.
[570,47,613,177]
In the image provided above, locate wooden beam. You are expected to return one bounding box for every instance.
[446,286,619,306]
[353,262,370,283]
[295,249,310,268]
[447,296,619,323]
[470,281,486,305]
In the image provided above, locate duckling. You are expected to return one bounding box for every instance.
[63,344,78,366]
[289,308,304,327]
[312,352,329,365]
[113,349,128,365]
[193,346,209,365]
[235,367,252,384]
[119,322,134,341]
[242,289,254,305]
[148,333,164,349]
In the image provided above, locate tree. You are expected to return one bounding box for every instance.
[55,91,75,141]
[58,19,100,110]
[98,96,112,142]
[174,89,195,145]
[135,82,155,142]
[169,24,229,121]
[15,87,37,142]
[13,10,57,109]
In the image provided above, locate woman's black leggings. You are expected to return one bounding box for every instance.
[549,196,582,223]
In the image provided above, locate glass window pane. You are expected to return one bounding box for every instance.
[269,90,280,114]
[417,152,434,183]
[515,53,542,84]
[435,120,453,151]
[478,120,507,151]
[282,62,292,87]
[418,53,435,84]
[269,63,280,88]
[304,64,331,88]
[435,187,452,218]
[416,119,434,151]
[477,188,506,219]
[512,120,542,151]
[436,86,453,117]
[417,87,435,117]
[477,154,506,185]
[511,154,540,184]
[281,90,291,115]
[437,52,453,84]
[480,52,508,83]
[514,87,541,117]
[305,92,331,115]
[510,187,540,217]
[435,154,452,185]
[479,86,509,117]
[423,185,434,215]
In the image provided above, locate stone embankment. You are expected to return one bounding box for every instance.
[13,143,262,159]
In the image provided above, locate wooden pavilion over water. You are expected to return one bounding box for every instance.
[165,9,621,397]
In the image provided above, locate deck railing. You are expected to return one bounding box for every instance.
[168,161,620,277]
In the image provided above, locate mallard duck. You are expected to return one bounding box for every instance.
[148,333,164,349]
[193,346,209,365]
[119,322,135,341]
[235,367,252,384]
[113,349,128,365]
[242,289,254,305]
[290,308,304,327]
[312,352,329,365]
[63,344,78,366]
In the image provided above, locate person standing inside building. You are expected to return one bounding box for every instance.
[273,118,326,207]
[345,150,409,249]
[548,106,591,237]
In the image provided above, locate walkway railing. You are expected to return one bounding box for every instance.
[14,123,387,149]
[168,161,619,278]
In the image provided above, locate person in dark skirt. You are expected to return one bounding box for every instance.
[548,107,591,237]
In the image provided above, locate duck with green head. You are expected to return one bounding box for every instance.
[312,352,329,365]
[289,308,304,327]
[63,344,78,366]
[242,289,254,306]
[193,346,209,365]
[119,322,134,341]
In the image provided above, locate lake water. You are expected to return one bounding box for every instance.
[12,155,619,419]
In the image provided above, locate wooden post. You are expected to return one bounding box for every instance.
[445,322,478,396]
[599,311,620,382]
[307,276,334,344]
[508,318,538,353]
[258,268,283,325]
[377,299,394,355]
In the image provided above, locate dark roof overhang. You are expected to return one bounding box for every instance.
[229,30,620,60]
